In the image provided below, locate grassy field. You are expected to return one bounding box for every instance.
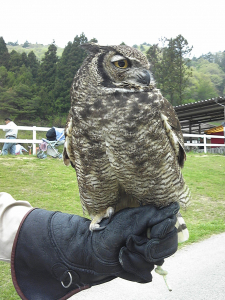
[0,153,225,299]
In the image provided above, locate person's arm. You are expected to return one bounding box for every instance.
[2,122,18,136]
[2,123,10,132]
[0,192,32,262]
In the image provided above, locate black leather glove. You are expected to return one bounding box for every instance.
[11,202,179,300]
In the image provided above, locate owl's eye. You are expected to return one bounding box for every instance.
[113,59,129,69]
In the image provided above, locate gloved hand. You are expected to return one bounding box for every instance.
[11,202,179,300]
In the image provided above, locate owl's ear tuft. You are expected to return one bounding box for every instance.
[80,43,100,54]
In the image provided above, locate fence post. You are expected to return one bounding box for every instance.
[203,134,207,153]
[33,126,37,155]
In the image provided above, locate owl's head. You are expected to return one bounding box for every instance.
[78,43,152,92]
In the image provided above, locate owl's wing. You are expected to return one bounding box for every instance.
[63,115,75,168]
[161,98,186,168]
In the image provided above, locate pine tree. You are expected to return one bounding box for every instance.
[21,52,28,67]
[37,43,58,92]
[27,51,40,79]
[54,33,91,114]
[0,84,37,121]
[36,43,58,117]
[8,50,23,73]
[147,35,192,105]
[0,37,10,69]
[173,35,192,104]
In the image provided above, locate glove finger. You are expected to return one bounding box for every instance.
[150,215,177,239]
[119,246,154,283]
[100,202,180,241]
[146,202,180,229]
[126,228,178,263]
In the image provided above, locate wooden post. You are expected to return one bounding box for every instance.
[33,126,37,155]
[203,134,207,153]
[189,121,192,143]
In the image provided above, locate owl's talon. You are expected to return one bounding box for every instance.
[89,207,115,232]
[89,223,100,231]
[105,207,114,224]
[91,225,106,231]
[107,213,113,224]
[89,222,106,231]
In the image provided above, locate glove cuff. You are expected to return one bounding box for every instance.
[11,208,109,300]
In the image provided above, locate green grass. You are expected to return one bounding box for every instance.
[181,152,225,244]
[0,153,225,299]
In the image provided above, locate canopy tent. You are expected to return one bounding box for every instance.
[205,125,224,134]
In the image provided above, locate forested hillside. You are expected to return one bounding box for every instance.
[0,33,225,127]
[6,42,64,61]
[0,33,96,126]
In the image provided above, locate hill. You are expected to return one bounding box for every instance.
[6,43,64,61]
[132,42,151,53]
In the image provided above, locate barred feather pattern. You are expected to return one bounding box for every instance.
[64,43,191,242]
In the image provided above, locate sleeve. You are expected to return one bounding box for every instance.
[0,192,33,262]
[2,124,9,132]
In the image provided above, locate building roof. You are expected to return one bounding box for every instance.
[174,97,225,134]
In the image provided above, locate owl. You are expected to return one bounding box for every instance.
[63,43,191,242]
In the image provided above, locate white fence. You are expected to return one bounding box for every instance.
[183,133,225,153]
[0,125,224,155]
[0,126,64,155]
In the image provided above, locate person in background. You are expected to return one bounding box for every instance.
[1,118,18,155]
[15,144,29,155]
[46,127,65,142]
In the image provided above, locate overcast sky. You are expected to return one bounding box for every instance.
[1,0,225,58]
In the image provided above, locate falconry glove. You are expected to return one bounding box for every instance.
[11,202,179,300]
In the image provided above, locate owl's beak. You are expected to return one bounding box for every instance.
[136,70,151,86]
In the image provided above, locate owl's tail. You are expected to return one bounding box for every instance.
[176,212,189,243]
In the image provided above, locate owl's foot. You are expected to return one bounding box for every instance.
[89,207,115,231]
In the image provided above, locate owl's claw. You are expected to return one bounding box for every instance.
[89,207,115,232]
[105,207,114,223]
[89,223,106,231]
[90,225,106,231]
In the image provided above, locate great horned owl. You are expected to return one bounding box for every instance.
[63,43,190,242]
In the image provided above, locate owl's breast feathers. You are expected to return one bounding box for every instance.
[64,87,190,210]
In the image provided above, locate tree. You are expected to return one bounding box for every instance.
[54,33,92,114]
[0,37,10,69]
[21,52,28,67]
[146,35,192,105]
[15,65,34,86]
[173,35,193,104]
[27,51,40,79]
[147,42,166,90]
[37,43,58,91]
[36,43,58,117]
[8,50,23,73]
[22,40,30,48]
[0,84,37,121]
[140,45,145,52]
[199,52,214,63]
[0,66,8,87]
[7,41,18,46]
[198,60,225,96]
[184,68,218,101]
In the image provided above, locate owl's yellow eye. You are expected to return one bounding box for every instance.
[113,59,129,69]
